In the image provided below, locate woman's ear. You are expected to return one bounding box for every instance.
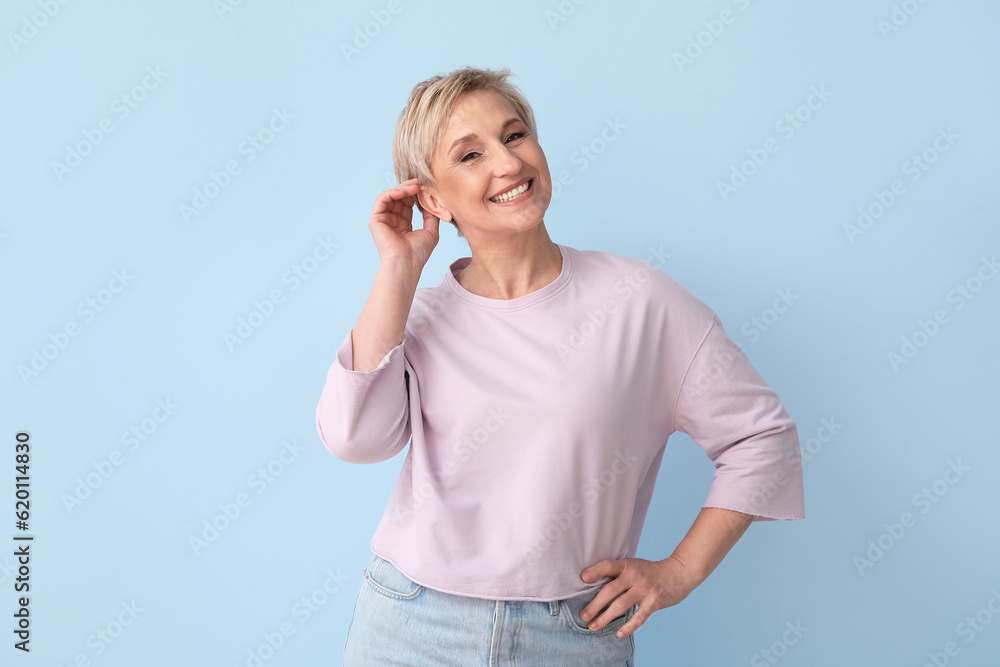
[417,185,453,223]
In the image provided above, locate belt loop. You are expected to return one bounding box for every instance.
[549,600,560,616]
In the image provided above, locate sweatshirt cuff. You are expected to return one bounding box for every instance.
[335,328,403,374]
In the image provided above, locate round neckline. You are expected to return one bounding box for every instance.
[444,244,573,310]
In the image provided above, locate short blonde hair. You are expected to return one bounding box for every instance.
[392,66,538,236]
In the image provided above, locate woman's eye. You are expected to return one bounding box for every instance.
[459,133,525,162]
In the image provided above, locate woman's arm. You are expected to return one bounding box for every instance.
[351,260,422,372]
[666,506,755,589]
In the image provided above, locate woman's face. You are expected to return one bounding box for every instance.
[418,89,552,238]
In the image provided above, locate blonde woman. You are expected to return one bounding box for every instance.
[316,66,804,666]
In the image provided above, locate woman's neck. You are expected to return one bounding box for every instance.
[457,232,562,300]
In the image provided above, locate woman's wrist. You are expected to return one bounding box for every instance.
[666,507,755,589]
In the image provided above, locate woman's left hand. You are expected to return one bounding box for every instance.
[578,556,700,638]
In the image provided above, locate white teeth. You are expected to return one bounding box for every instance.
[490,181,530,203]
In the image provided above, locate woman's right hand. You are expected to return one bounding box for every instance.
[368,178,440,272]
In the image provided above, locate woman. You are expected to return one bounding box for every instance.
[316,66,805,666]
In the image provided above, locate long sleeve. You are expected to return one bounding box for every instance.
[671,313,805,521]
[315,328,412,464]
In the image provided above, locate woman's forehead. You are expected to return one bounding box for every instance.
[443,90,517,132]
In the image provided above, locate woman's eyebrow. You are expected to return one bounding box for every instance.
[448,117,523,154]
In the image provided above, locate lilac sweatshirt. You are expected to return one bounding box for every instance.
[316,243,804,601]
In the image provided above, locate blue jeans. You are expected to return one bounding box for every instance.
[343,554,636,666]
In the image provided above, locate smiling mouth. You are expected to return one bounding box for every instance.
[490,179,532,203]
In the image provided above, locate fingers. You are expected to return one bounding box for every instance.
[377,179,419,201]
[576,558,690,637]
[615,603,651,638]
[578,559,654,636]
[372,178,422,216]
[418,204,440,233]
[583,587,633,631]
[395,178,440,232]
[581,558,620,584]
[579,560,626,625]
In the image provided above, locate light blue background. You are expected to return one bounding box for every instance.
[2,0,998,665]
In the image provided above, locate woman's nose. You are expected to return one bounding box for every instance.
[491,143,522,177]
